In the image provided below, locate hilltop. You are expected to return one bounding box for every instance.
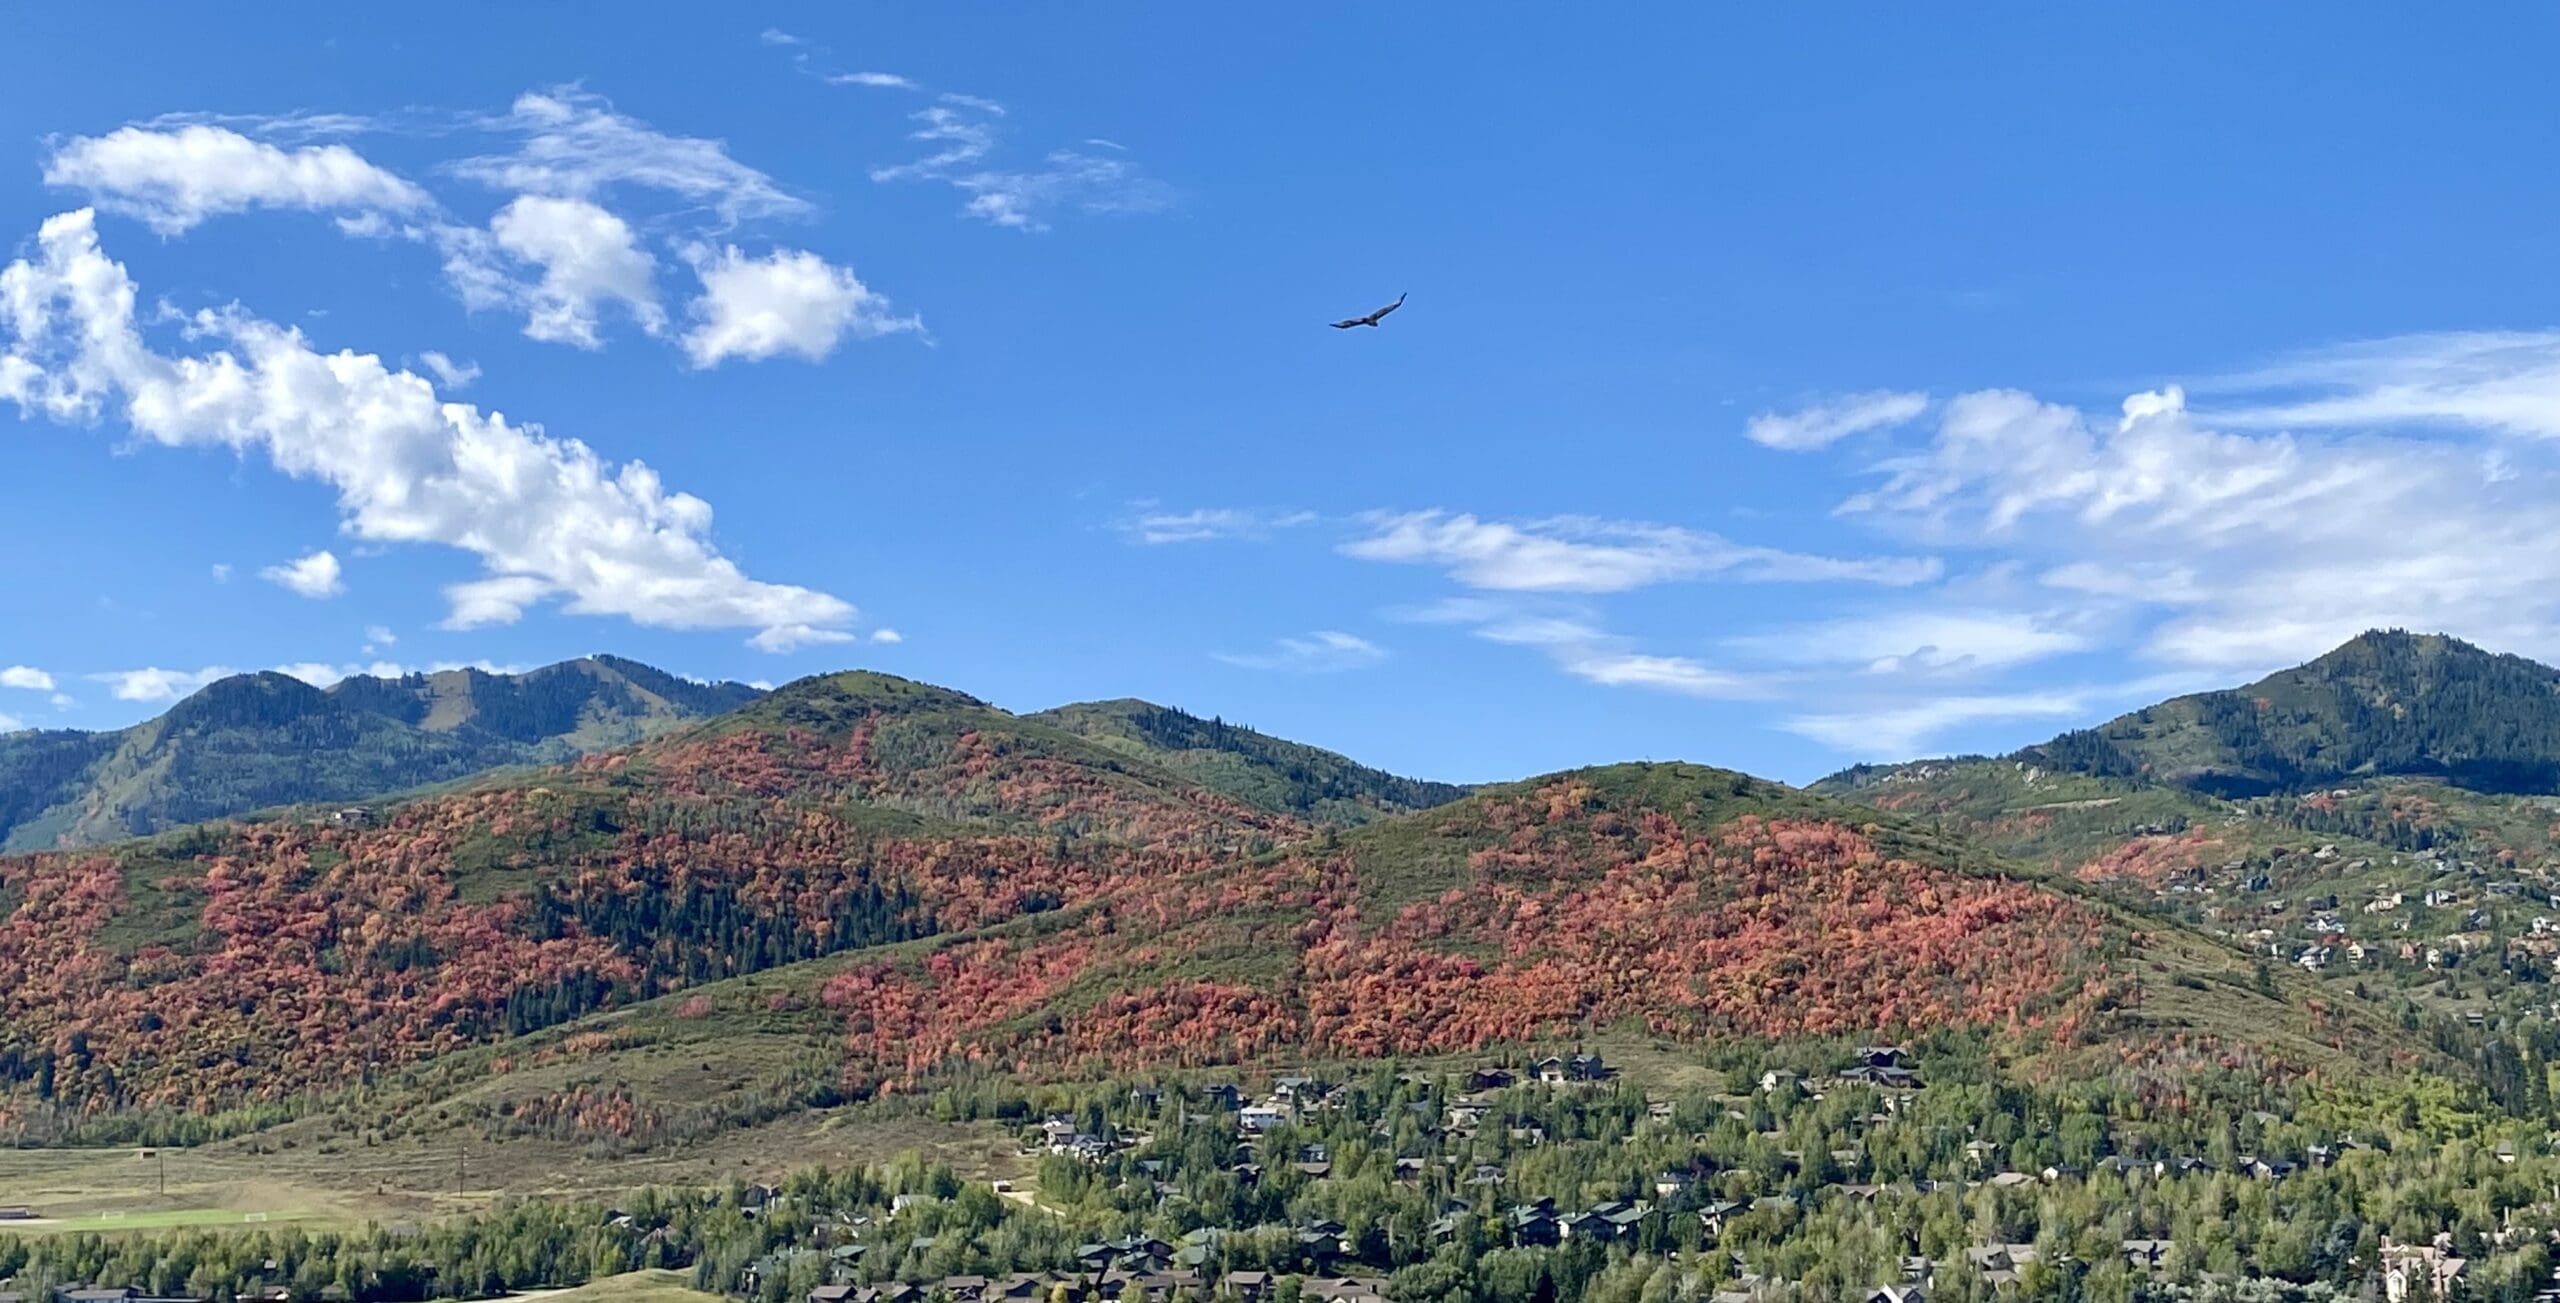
[1027,698,1472,825]
[0,656,763,851]
[2028,630,2560,797]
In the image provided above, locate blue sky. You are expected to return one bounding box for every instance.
[8,6,2560,785]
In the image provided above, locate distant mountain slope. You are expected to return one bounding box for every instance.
[1027,698,1471,825]
[0,655,760,851]
[2021,630,2560,797]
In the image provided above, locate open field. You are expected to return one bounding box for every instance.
[508,1272,710,1303]
[0,1109,1025,1231]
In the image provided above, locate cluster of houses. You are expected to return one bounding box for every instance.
[808,1271,1391,1303]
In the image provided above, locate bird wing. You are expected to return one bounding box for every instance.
[1373,293,1406,319]
[1329,319,1361,329]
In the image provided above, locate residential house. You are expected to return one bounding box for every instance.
[2382,1236,2467,1303]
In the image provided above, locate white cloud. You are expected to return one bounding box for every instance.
[870,628,904,644]
[43,124,429,234]
[871,103,1171,232]
[453,88,810,226]
[91,666,233,703]
[759,28,804,46]
[1784,691,2092,758]
[1744,390,1929,451]
[748,623,859,653]
[209,563,233,583]
[49,694,74,710]
[1,208,856,650]
[261,549,345,599]
[1215,631,1388,673]
[1467,611,1771,700]
[0,713,20,734]
[680,245,917,367]
[483,195,664,347]
[273,659,408,688]
[417,351,479,390]
[362,625,397,653]
[832,72,920,90]
[0,666,54,691]
[1727,610,2091,675]
[2201,331,2560,440]
[1832,378,2560,673]
[1341,510,1937,593]
[1121,507,1316,545]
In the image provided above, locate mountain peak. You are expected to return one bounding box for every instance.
[2017,628,2560,796]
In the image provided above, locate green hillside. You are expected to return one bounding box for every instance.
[0,656,761,851]
[2025,630,2560,796]
[1028,698,1471,825]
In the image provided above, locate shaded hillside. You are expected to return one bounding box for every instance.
[1028,698,1470,825]
[2024,630,2560,797]
[0,669,2351,1124]
[0,656,760,852]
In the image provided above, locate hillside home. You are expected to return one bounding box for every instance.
[2381,1237,2467,1303]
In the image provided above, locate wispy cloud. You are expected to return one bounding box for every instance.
[1744,390,1929,451]
[90,666,234,703]
[1784,691,2092,758]
[1215,631,1388,674]
[870,100,1171,232]
[1120,507,1318,545]
[832,72,920,91]
[1341,510,1938,593]
[2200,331,2560,439]
[1468,610,1774,700]
[417,351,479,390]
[452,87,812,226]
[1725,609,2091,675]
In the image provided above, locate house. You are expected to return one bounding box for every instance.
[1698,1200,1746,1238]
[1760,1069,1803,1094]
[1240,1106,1284,1132]
[1533,1056,1571,1084]
[1224,1272,1274,1303]
[1864,1289,1927,1303]
[1855,1045,1911,1068]
[1654,1170,1695,1198]
[2382,1237,2466,1303]
[1962,1139,2000,1169]
[1200,1083,1243,1109]
[1838,1063,1923,1089]
[1467,1068,1517,1091]
[1509,1201,1562,1246]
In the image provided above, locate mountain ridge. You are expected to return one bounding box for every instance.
[0,666,2412,1130]
[0,656,764,851]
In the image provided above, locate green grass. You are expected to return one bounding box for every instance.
[516,1271,712,1303]
[8,1208,323,1235]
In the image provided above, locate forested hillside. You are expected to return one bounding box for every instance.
[0,668,2339,1130]
[2022,630,2560,797]
[1029,699,1471,824]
